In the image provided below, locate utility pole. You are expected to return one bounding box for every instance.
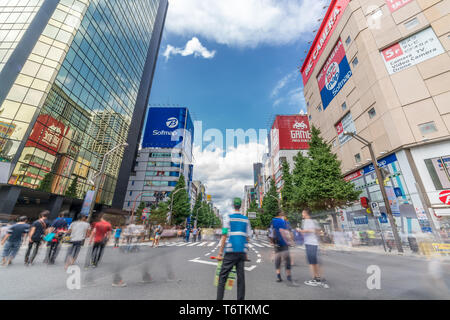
[344,132,403,253]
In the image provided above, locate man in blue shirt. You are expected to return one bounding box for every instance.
[1,216,30,266]
[216,197,250,300]
[271,211,296,285]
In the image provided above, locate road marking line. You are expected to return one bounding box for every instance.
[176,242,188,246]
[256,259,261,263]
[207,242,216,246]
[189,257,257,271]
[248,244,254,248]
[187,242,198,246]
[251,242,264,247]
[257,254,261,258]
[196,242,208,247]
[261,243,273,247]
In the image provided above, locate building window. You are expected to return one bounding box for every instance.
[355,153,361,163]
[131,181,134,186]
[345,36,351,45]
[342,102,347,111]
[368,107,376,119]
[424,156,450,189]
[352,56,359,67]
[129,191,132,196]
[419,121,438,135]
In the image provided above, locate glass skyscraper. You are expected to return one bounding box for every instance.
[0,0,168,217]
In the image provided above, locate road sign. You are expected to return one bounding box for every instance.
[366,208,372,214]
[439,190,450,205]
[248,212,257,219]
[370,202,381,217]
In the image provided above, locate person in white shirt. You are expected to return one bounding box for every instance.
[298,208,328,287]
[65,215,90,269]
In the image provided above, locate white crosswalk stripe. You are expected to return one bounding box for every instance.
[207,242,216,246]
[251,242,264,247]
[196,242,208,246]
[187,242,198,246]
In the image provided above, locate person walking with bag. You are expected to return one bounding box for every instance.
[65,214,90,269]
[25,210,49,266]
[270,211,297,286]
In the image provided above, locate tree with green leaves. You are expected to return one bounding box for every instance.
[171,174,191,225]
[291,126,361,228]
[37,172,54,193]
[135,201,146,224]
[65,176,79,198]
[260,179,279,228]
[150,201,169,225]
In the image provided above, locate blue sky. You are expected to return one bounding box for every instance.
[146,0,329,211]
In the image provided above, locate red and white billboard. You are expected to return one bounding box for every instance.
[301,0,350,85]
[25,115,68,155]
[385,0,413,12]
[271,115,311,150]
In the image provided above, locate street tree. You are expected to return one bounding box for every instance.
[37,172,54,193]
[292,126,360,227]
[65,176,79,198]
[260,179,279,228]
[150,201,170,225]
[171,174,191,225]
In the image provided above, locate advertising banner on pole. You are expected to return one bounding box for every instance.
[381,27,445,75]
[318,39,353,110]
[385,186,400,216]
[80,190,95,216]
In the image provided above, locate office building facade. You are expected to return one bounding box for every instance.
[0,0,168,218]
[123,107,194,211]
[301,0,449,235]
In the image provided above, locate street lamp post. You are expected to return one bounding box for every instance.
[168,187,186,225]
[87,143,128,223]
[343,131,403,253]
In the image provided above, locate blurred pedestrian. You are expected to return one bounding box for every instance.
[113,226,122,248]
[216,198,250,300]
[198,227,202,241]
[152,224,163,248]
[25,210,49,266]
[65,214,90,269]
[271,211,297,285]
[192,227,198,242]
[0,221,13,243]
[1,216,30,266]
[299,209,328,288]
[89,213,112,267]
[45,211,69,265]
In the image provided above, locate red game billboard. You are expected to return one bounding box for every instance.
[25,114,67,155]
[301,0,350,85]
[272,115,311,150]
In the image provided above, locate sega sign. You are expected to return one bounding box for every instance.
[142,107,194,149]
[317,39,352,110]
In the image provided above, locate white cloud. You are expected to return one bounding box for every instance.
[166,0,328,48]
[270,70,298,98]
[163,37,216,60]
[270,70,306,112]
[192,142,266,214]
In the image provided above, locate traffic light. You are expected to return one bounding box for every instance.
[360,197,369,208]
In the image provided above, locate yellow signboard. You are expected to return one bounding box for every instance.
[207,194,212,201]
[432,243,450,253]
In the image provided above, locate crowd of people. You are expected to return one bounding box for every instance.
[0,211,113,269]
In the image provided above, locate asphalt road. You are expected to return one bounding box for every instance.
[1,238,449,300]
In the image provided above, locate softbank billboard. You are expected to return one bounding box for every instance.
[301,0,350,85]
[142,107,194,151]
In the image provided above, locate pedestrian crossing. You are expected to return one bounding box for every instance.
[155,239,273,248]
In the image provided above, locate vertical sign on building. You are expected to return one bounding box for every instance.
[317,39,353,110]
[301,0,351,85]
[335,112,356,145]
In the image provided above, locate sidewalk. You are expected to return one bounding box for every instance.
[319,243,450,262]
